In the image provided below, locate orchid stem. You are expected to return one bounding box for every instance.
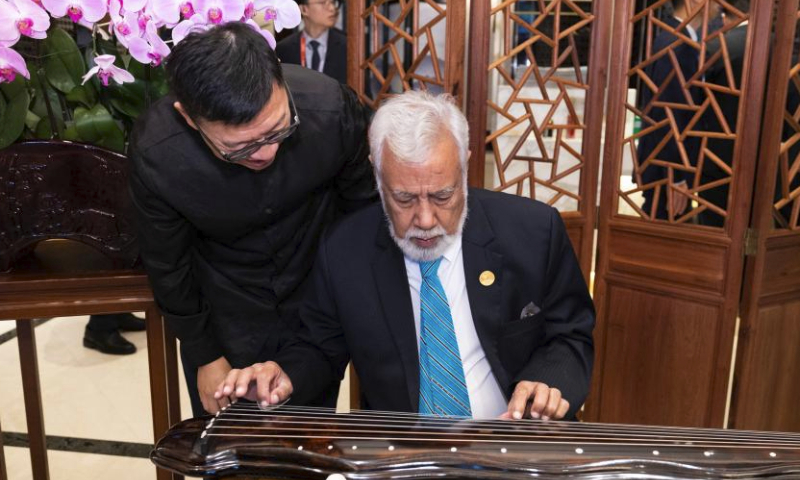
[35,42,60,140]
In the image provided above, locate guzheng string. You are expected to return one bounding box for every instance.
[198,403,800,449]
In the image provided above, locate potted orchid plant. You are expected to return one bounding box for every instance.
[0,0,301,151]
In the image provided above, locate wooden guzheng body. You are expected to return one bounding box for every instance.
[151,404,800,479]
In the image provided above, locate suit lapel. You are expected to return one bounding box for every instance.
[323,31,345,81]
[372,223,420,411]
[462,193,510,390]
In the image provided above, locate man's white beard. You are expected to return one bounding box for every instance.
[381,197,468,263]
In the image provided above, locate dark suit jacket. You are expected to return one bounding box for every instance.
[278,189,595,419]
[276,28,347,84]
[701,24,800,227]
[129,65,376,370]
[636,16,701,219]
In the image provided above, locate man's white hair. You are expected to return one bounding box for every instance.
[369,90,469,178]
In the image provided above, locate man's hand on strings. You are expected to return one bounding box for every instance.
[214,361,294,408]
[500,381,569,421]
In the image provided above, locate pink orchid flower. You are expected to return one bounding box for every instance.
[194,0,243,25]
[151,0,196,26]
[0,0,51,47]
[128,19,170,66]
[0,45,29,82]
[241,0,254,20]
[244,18,275,49]
[81,54,135,86]
[120,0,146,13]
[255,0,299,32]
[171,13,209,44]
[41,0,107,24]
[108,0,142,47]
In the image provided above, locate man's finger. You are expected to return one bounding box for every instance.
[216,368,239,399]
[555,399,570,420]
[528,383,550,419]
[216,395,231,412]
[256,363,282,406]
[269,375,293,404]
[541,388,562,421]
[506,382,535,419]
[234,367,256,398]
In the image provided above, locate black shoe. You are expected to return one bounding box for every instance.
[115,313,146,332]
[83,328,137,355]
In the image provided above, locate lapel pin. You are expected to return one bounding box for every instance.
[479,270,495,287]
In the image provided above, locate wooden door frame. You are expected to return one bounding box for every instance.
[346,0,466,105]
[585,0,774,426]
[729,0,800,430]
[464,0,612,279]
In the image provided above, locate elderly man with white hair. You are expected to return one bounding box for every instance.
[215,90,595,420]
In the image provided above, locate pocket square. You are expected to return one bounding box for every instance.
[520,301,541,319]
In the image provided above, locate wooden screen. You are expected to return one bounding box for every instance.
[730,0,800,432]
[346,0,466,108]
[586,0,773,427]
[465,0,609,276]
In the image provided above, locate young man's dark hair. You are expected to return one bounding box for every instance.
[165,22,284,125]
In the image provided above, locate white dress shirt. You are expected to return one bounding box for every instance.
[404,237,507,419]
[302,28,329,73]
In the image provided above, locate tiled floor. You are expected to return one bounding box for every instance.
[1,313,352,479]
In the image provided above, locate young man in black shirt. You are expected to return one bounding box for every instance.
[130,22,375,416]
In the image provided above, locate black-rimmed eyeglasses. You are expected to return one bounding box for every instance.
[195,85,300,164]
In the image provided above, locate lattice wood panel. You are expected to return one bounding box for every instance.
[775,10,800,230]
[357,0,454,110]
[620,0,750,226]
[483,0,595,212]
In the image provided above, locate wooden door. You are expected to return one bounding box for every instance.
[586,0,774,427]
[346,0,466,108]
[729,0,800,432]
[464,0,610,277]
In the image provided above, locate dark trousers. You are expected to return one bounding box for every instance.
[86,314,123,333]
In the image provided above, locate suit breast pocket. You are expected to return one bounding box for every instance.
[496,313,546,375]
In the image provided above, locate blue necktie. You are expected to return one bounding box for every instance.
[418,257,471,417]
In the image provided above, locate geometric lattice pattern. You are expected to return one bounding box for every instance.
[360,0,449,110]
[620,1,749,226]
[485,0,594,212]
[774,10,800,230]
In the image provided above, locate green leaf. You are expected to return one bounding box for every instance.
[0,75,27,98]
[108,80,147,118]
[66,84,97,109]
[34,116,54,139]
[0,94,6,128]
[25,110,41,131]
[29,65,65,135]
[62,121,80,141]
[0,89,31,149]
[73,104,125,152]
[42,29,86,94]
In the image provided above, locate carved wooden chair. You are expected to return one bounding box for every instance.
[0,141,181,480]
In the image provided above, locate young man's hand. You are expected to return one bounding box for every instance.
[197,356,233,414]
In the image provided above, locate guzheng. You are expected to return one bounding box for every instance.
[152,403,800,479]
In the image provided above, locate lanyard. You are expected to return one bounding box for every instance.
[300,35,306,68]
